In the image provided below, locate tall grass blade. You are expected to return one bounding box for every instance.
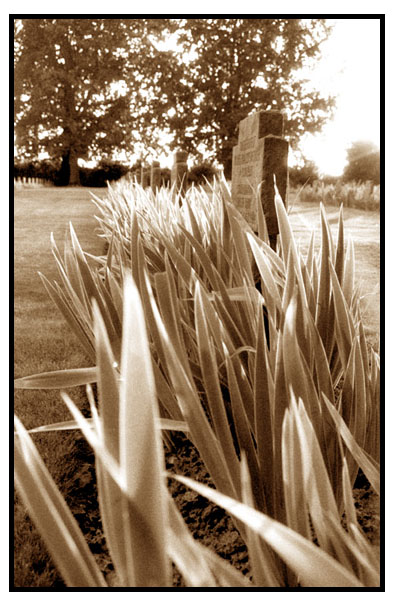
[174,473,363,587]
[226,355,264,510]
[14,367,98,389]
[194,282,241,492]
[239,454,281,586]
[282,408,311,541]
[335,205,345,286]
[150,284,238,500]
[316,204,332,348]
[253,305,275,517]
[275,186,308,310]
[38,272,95,360]
[14,416,107,587]
[118,274,171,586]
[322,394,380,494]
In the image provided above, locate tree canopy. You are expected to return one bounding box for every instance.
[342,140,380,184]
[14,18,171,183]
[143,18,335,176]
[288,158,320,187]
[14,18,335,183]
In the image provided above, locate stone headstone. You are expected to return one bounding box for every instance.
[151,161,161,191]
[171,151,188,196]
[231,110,288,244]
[141,166,150,188]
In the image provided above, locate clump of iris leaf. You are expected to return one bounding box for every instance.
[15,177,380,587]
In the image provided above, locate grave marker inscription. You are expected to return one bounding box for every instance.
[231,110,288,246]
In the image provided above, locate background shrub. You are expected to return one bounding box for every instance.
[288,160,320,188]
[14,157,130,187]
[296,179,380,211]
[343,141,380,185]
[187,162,219,186]
[14,158,61,183]
[79,160,130,188]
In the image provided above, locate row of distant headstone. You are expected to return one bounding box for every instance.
[130,151,189,195]
[133,110,288,249]
[14,177,50,187]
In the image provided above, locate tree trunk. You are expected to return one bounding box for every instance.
[57,152,70,186]
[223,155,233,180]
[219,138,236,180]
[68,148,80,185]
[219,148,233,181]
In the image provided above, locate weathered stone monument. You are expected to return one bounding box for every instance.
[141,166,151,188]
[231,110,288,249]
[171,150,188,196]
[151,161,161,191]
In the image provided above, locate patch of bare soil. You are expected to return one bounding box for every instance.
[353,470,380,550]
[165,438,380,587]
[47,430,378,588]
[164,436,249,586]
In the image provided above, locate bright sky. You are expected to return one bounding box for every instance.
[297,18,381,175]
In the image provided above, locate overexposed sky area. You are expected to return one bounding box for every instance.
[298,17,381,175]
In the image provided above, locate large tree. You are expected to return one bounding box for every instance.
[143,18,336,176]
[342,140,380,184]
[14,18,171,184]
[15,18,336,183]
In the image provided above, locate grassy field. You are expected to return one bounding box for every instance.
[14,186,105,424]
[14,187,106,587]
[13,186,380,587]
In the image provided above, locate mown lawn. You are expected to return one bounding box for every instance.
[14,186,106,587]
[14,187,106,424]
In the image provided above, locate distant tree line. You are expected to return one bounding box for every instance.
[342,141,380,185]
[14,157,130,187]
[14,157,220,188]
[288,141,380,188]
[15,139,379,189]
